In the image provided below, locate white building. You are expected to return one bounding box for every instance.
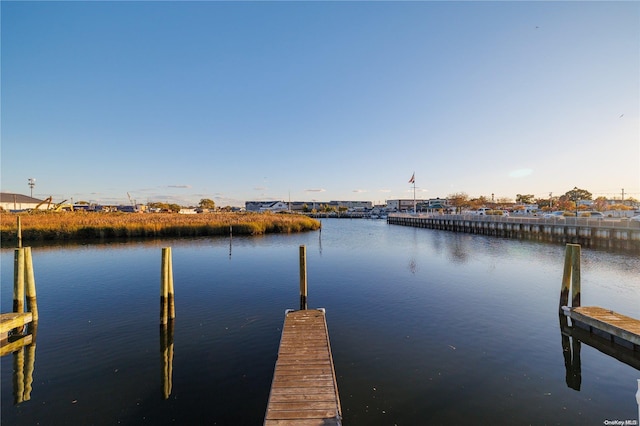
[0,193,48,211]
[245,201,290,213]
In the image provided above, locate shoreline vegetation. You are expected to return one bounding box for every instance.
[0,211,321,244]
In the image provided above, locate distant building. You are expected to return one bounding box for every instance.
[386,199,423,212]
[245,200,373,213]
[245,201,290,213]
[0,193,47,211]
[330,201,372,210]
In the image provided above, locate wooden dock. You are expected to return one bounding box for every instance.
[559,244,640,353]
[0,312,34,357]
[265,309,342,426]
[562,306,640,348]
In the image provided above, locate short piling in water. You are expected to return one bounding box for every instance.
[160,247,175,324]
[299,245,307,310]
[17,216,22,248]
[559,244,581,313]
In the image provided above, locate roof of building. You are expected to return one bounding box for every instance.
[0,192,43,203]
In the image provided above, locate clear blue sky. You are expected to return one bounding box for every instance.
[2,1,638,207]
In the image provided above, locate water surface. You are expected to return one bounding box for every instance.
[2,219,638,425]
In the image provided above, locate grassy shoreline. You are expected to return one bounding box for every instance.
[0,211,320,244]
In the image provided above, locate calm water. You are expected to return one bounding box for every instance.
[1,219,639,425]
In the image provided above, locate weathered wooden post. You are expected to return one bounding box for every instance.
[299,245,307,310]
[570,245,581,308]
[17,216,22,248]
[559,244,581,312]
[167,248,175,321]
[160,247,175,324]
[24,247,38,321]
[161,248,169,324]
[13,248,25,314]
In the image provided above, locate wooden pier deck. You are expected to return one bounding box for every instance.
[562,306,640,348]
[265,309,342,426]
[0,312,34,357]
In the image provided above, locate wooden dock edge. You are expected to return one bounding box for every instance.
[0,312,33,335]
[264,308,342,426]
[0,312,34,357]
[562,306,640,347]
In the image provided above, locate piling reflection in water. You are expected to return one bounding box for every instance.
[6,321,38,405]
[559,315,582,391]
[160,320,175,400]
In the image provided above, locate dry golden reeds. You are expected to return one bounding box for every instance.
[0,211,320,243]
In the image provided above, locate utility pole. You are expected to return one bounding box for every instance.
[28,178,36,198]
[622,188,625,203]
[549,192,553,210]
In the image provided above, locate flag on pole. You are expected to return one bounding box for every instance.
[408,173,415,184]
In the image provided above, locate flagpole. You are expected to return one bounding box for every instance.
[408,172,416,213]
[413,177,416,214]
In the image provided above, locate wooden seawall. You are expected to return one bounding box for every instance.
[265,309,342,426]
[388,213,640,252]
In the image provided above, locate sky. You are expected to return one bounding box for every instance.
[1,1,639,207]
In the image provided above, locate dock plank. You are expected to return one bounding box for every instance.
[564,306,640,346]
[0,312,33,335]
[265,309,341,426]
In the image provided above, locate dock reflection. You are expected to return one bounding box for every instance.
[560,315,640,392]
[160,320,175,399]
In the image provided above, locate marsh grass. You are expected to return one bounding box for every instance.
[0,211,320,243]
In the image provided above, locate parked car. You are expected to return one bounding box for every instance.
[579,211,605,219]
[630,215,640,222]
[543,211,565,218]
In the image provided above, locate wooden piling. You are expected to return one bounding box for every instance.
[299,245,307,310]
[161,248,169,325]
[560,244,581,312]
[161,247,175,324]
[13,248,25,314]
[570,245,581,308]
[24,247,38,321]
[167,248,175,320]
[17,216,22,248]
